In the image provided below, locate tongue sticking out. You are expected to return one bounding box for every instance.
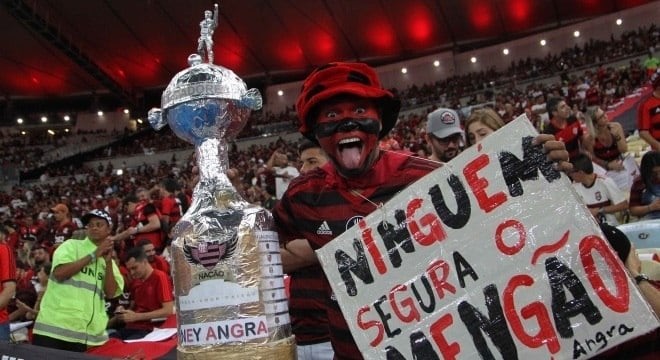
[339,146,363,169]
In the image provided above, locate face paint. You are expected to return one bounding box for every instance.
[314,97,382,177]
[315,118,380,138]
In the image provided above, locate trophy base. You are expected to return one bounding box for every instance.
[177,336,297,359]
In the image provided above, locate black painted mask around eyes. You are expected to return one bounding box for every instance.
[314,118,381,139]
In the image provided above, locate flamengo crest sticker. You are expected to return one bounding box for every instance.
[184,235,237,269]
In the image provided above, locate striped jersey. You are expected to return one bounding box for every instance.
[637,92,660,141]
[274,151,438,359]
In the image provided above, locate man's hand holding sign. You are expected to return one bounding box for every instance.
[316,117,659,359]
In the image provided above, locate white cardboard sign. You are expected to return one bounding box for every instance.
[317,117,659,359]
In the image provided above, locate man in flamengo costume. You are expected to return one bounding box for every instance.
[273,62,571,359]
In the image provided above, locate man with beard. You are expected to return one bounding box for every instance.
[137,238,171,285]
[273,62,571,359]
[425,107,465,162]
[30,243,50,270]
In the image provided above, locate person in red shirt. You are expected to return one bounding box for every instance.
[19,213,46,245]
[112,246,173,340]
[2,221,20,252]
[638,70,660,151]
[112,191,163,253]
[543,96,591,161]
[48,203,78,247]
[0,225,17,341]
[156,178,183,243]
[273,62,571,359]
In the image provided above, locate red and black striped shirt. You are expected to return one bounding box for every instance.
[543,115,584,160]
[593,126,621,162]
[637,93,660,142]
[274,151,438,359]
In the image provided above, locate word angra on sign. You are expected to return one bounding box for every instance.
[179,317,268,346]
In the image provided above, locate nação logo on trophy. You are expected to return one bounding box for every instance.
[184,236,237,270]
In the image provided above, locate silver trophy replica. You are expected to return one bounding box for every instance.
[147,4,295,359]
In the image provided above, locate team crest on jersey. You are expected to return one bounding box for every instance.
[595,191,602,201]
[346,216,364,231]
[183,236,237,270]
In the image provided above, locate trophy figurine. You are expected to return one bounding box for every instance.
[148,4,295,359]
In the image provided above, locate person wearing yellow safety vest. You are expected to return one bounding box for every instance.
[32,209,124,352]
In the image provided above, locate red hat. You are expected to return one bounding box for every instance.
[296,62,400,141]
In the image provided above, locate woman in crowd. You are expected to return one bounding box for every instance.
[629,151,660,220]
[584,106,638,190]
[464,107,506,147]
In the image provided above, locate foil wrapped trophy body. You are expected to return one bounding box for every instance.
[147,5,294,358]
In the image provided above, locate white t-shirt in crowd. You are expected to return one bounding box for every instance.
[572,175,627,225]
[274,165,299,200]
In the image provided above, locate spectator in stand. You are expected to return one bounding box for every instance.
[281,139,332,360]
[0,225,17,341]
[544,97,592,161]
[568,154,628,225]
[530,91,549,129]
[19,213,45,245]
[643,51,660,77]
[112,191,163,254]
[629,151,660,220]
[155,178,183,243]
[298,139,329,174]
[104,245,131,322]
[252,165,278,210]
[104,197,121,234]
[33,209,123,352]
[464,108,506,147]
[15,263,51,321]
[13,260,34,295]
[637,70,660,151]
[266,149,299,200]
[137,239,171,283]
[2,220,20,251]
[425,108,464,162]
[30,243,50,271]
[111,246,173,340]
[585,80,601,108]
[48,203,78,247]
[584,107,638,191]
